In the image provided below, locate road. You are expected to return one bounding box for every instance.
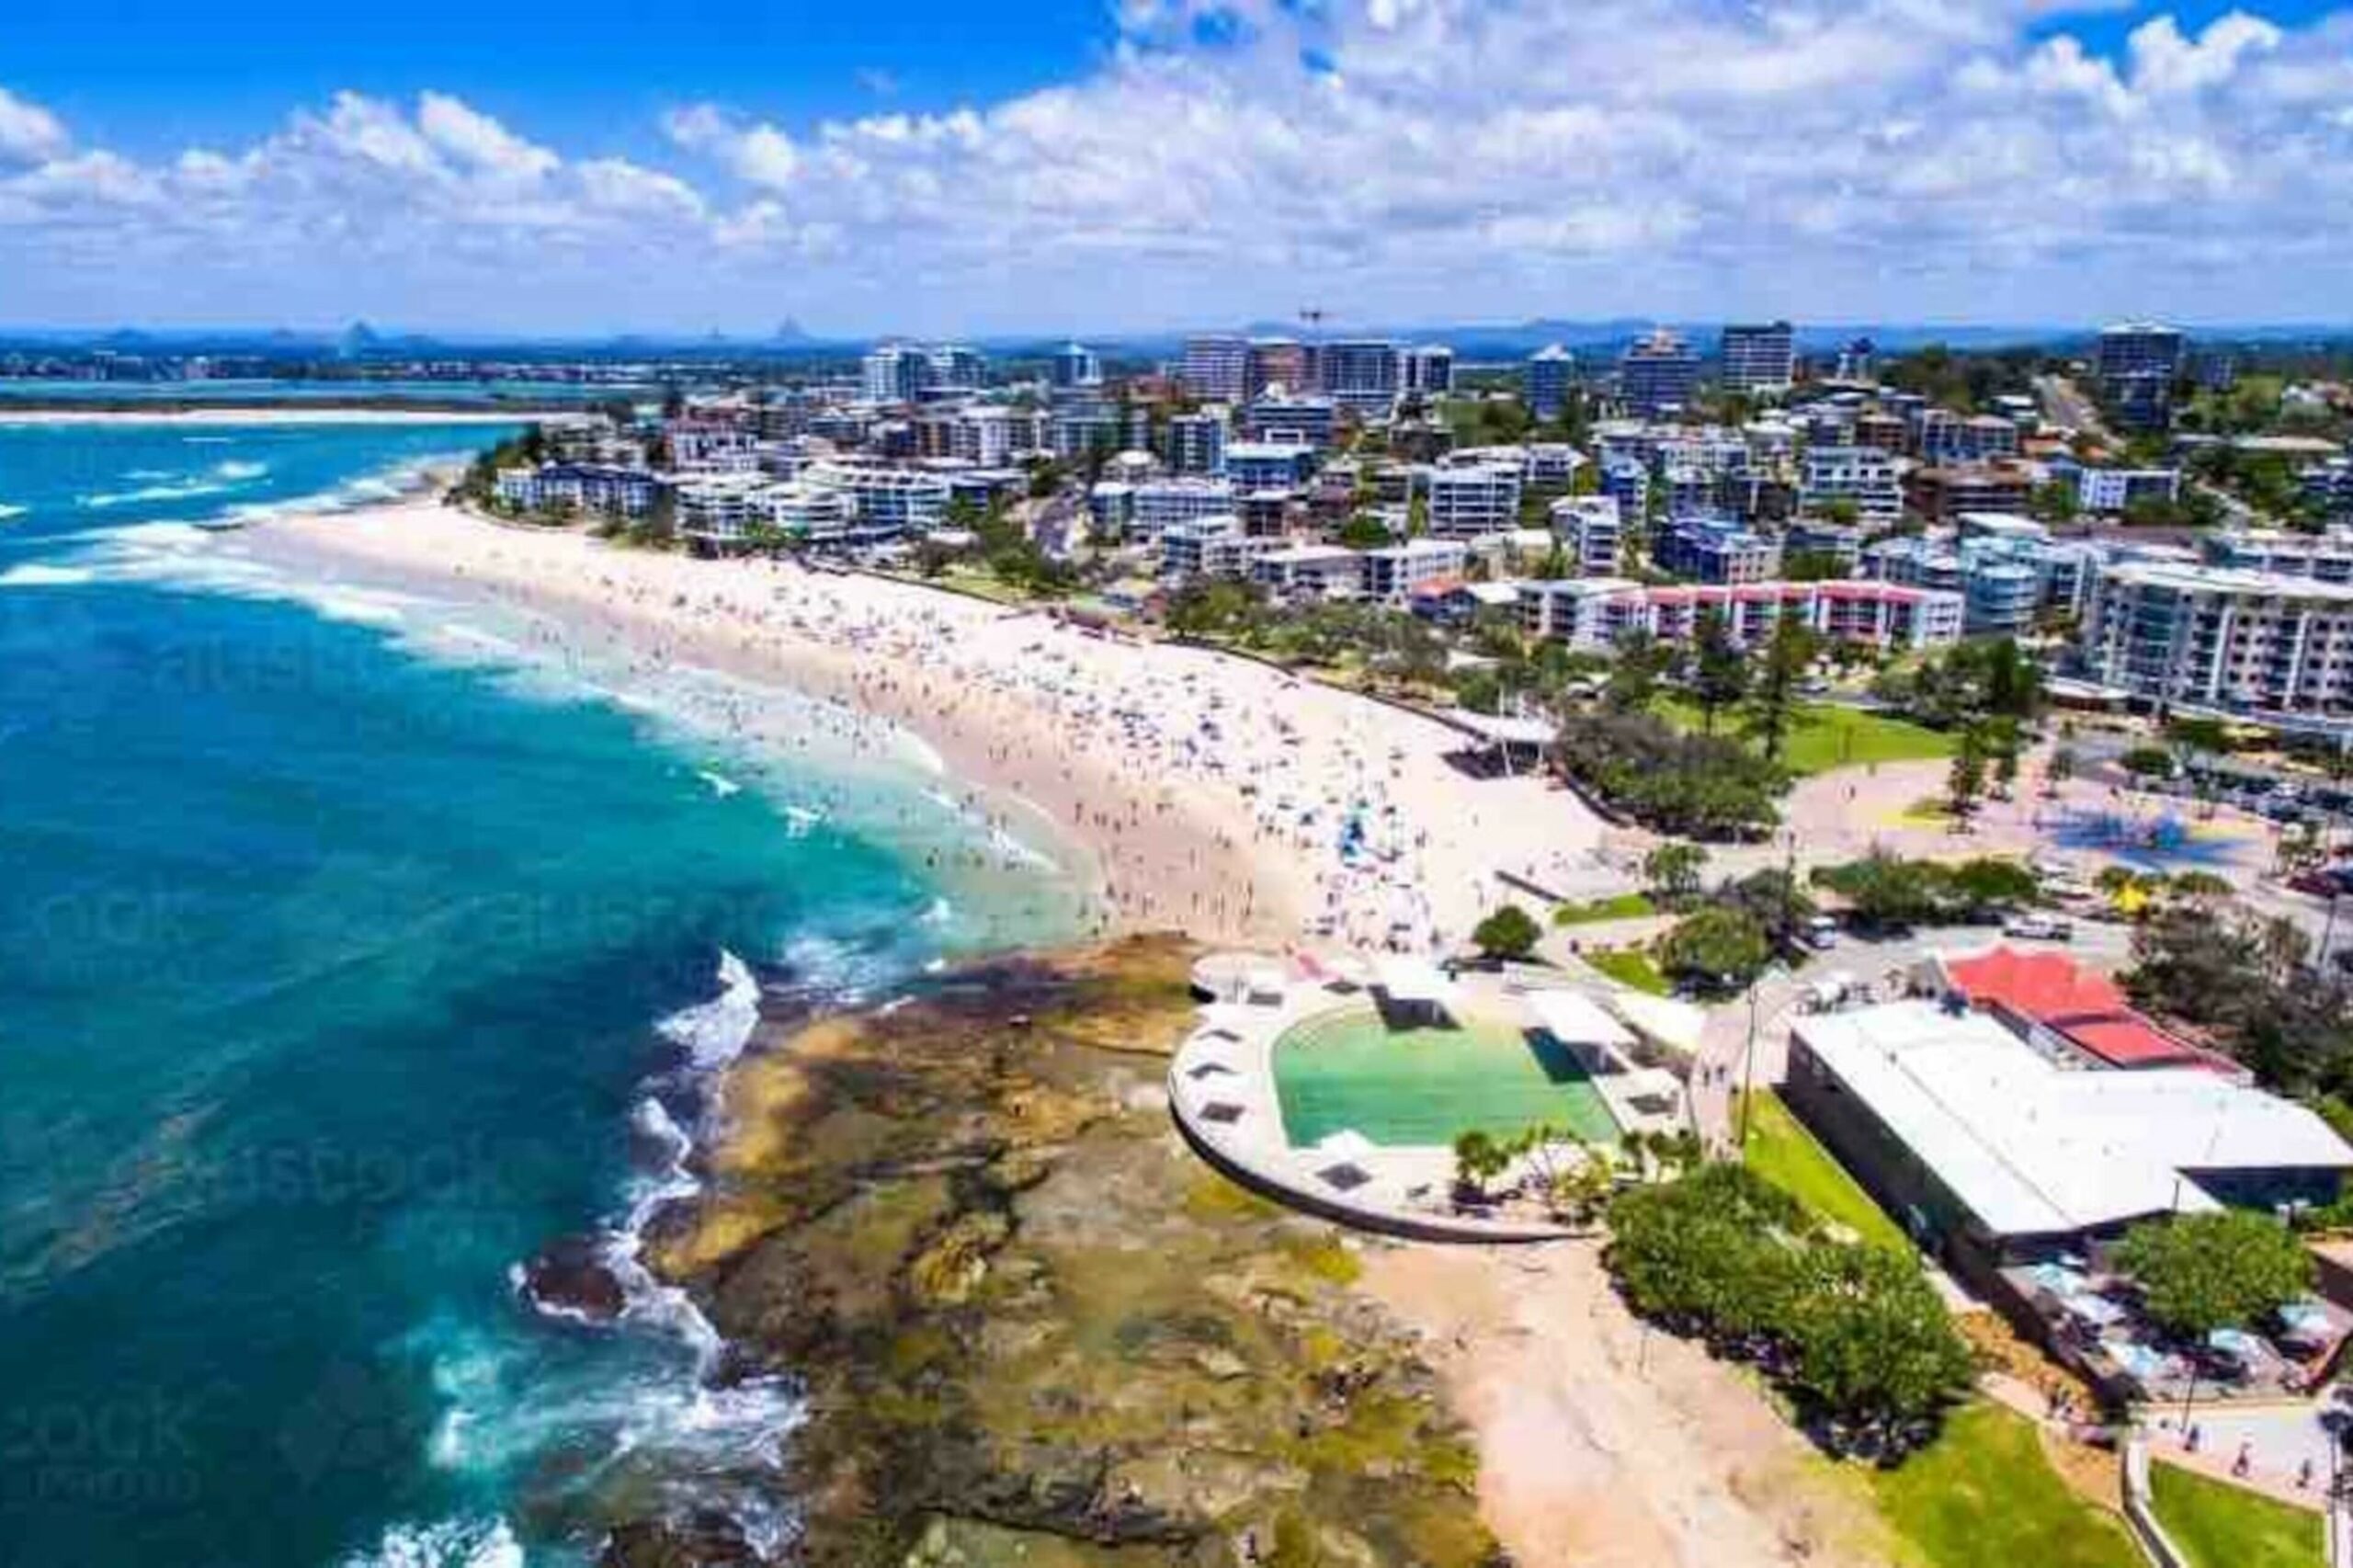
[1684,920,2136,1150]
[2034,372,2106,438]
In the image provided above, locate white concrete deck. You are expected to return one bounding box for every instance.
[1167,960,1696,1242]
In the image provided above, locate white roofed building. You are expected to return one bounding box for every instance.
[1783,1000,2353,1285]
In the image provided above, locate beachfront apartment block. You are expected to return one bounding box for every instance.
[1180,335,1249,402]
[1240,394,1338,449]
[1224,442,1320,494]
[1162,411,1229,476]
[1798,444,1904,527]
[1157,514,1269,580]
[861,342,938,405]
[1252,543,1365,601]
[1518,578,1963,653]
[2077,560,2353,718]
[1653,514,1780,584]
[2302,459,2353,523]
[1526,345,1575,420]
[1866,517,2097,634]
[1550,495,1624,575]
[1245,338,1309,400]
[801,460,951,538]
[1619,330,1700,418]
[1131,478,1238,537]
[1317,339,1404,414]
[2094,321,2185,432]
[2208,526,2353,583]
[1400,344,1455,396]
[2059,461,2182,516]
[1911,408,2022,465]
[1052,342,1103,389]
[1360,539,1471,603]
[1903,463,2034,526]
[494,462,659,518]
[1422,464,1524,538]
[1718,321,1795,394]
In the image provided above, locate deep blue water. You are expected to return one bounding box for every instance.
[0,421,1074,1566]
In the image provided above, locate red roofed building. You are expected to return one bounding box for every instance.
[1928,946,2245,1078]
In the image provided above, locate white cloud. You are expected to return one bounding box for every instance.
[416,91,558,183]
[576,157,704,218]
[0,86,69,162]
[5,4,2353,330]
[2128,11,2282,97]
[665,103,801,187]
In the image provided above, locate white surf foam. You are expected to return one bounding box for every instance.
[0,563,93,587]
[654,949,760,1073]
[0,504,25,522]
[696,768,744,800]
[341,1516,522,1568]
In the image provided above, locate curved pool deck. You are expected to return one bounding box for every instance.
[1168,983,1596,1244]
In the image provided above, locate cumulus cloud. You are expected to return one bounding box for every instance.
[4,1,2353,331]
[416,91,558,182]
[0,86,69,162]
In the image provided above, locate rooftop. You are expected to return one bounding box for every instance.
[1794,1000,2353,1239]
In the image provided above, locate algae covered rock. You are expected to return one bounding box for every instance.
[626,936,1502,1568]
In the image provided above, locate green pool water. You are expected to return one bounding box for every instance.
[1272,1007,1621,1149]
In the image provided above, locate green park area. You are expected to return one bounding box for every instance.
[1656,698,1958,778]
[1583,946,1669,995]
[2149,1459,2325,1568]
[1552,892,1655,926]
[1735,1089,1911,1252]
[1870,1405,2142,1568]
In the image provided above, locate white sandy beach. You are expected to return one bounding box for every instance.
[240,498,1608,952]
[0,408,545,426]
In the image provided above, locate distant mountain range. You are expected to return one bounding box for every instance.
[5,318,2350,363]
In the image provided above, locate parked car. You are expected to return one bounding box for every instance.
[2004,914,2075,941]
[1802,914,1841,950]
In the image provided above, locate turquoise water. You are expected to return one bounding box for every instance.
[0,379,648,405]
[1271,1008,1620,1149]
[0,420,1077,1564]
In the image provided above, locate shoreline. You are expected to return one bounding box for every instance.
[233,495,1611,952]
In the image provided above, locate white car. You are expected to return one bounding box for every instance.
[2004,914,2075,941]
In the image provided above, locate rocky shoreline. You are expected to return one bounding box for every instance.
[608,935,1501,1568]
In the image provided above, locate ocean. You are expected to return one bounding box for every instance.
[0,419,1080,1565]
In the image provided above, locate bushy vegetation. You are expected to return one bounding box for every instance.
[2124,901,2353,1104]
[1808,850,2039,932]
[1605,1164,1972,1456]
[2113,1210,2313,1340]
[1870,638,2043,731]
[1553,710,1787,839]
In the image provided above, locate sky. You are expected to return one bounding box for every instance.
[4,0,2353,337]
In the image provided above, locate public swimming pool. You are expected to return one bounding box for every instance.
[1271,1006,1621,1149]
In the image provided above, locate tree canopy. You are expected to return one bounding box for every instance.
[2113,1211,2314,1339]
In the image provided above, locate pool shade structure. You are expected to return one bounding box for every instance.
[1525,990,1635,1073]
[1604,991,1708,1058]
[1375,955,1457,1026]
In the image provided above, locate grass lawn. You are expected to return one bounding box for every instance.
[2150,1459,2325,1568]
[1734,1089,1912,1251]
[1552,892,1655,926]
[1656,698,1957,778]
[1873,1405,2142,1568]
[1585,946,1669,995]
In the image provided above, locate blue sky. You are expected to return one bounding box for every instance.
[4,0,2353,335]
[3,0,1116,159]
